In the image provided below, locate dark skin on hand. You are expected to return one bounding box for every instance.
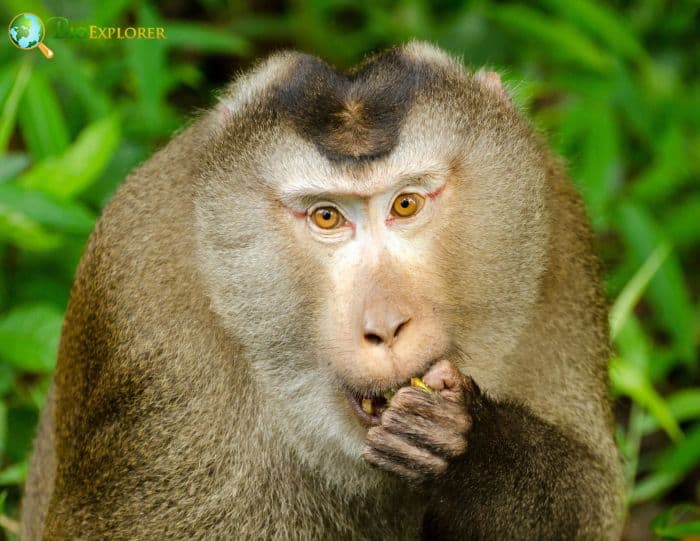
[362,360,473,482]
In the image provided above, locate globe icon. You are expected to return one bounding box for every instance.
[8,13,53,58]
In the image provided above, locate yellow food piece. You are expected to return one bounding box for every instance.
[361,398,374,414]
[410,377,433,394]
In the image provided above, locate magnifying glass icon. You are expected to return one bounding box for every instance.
[8,12,54,59]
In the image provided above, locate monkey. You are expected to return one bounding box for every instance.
[20,41,625,540]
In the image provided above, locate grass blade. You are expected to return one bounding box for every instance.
[610,243,671,340]
[0,59,32,153]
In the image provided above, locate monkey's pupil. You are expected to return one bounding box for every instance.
[322,210,331,220]
[401,198,410,208]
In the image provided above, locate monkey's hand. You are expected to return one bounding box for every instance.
[361,360,475,483]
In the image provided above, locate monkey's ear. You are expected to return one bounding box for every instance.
[475,70,512,103]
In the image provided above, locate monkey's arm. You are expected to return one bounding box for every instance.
[420,392,617,540]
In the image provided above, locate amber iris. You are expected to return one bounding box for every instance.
[312,207,341,229]
[392,193,424,217]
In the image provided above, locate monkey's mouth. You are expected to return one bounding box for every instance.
[343,360,440,427]
[345,386,400,427]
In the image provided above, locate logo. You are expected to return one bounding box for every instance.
[8,12,54,59]
[7,13,167,56]
[46,18,166,40]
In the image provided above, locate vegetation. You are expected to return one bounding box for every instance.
[0,1,698,538]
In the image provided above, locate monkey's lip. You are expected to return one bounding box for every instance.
[343,359,442,427]
[346,392,388,427]
[344,379,410,427]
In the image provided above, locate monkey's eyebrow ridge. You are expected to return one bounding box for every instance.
[276,172,445,209]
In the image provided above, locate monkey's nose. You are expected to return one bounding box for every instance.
[363,312,410,347]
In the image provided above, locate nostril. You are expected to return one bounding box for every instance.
[394,319,410,339]
[364,333,384,345]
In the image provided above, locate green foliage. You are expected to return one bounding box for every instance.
[0,0,698,537]
[0,304,62,374]
[652,504,700,537]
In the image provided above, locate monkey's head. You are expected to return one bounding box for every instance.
[195,42,549,477]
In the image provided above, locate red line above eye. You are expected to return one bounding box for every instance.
[426,183,446,199]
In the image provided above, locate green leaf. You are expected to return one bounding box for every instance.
[0,59,32,153]
[485,5,613,73]
[631,127,689,203]
[0,204,61,251]
[0,361,12,397]
[0,64,15,107]
[5,407,38,462]
[0,184,95,234]
[0,401,6,456]
[642,389,700,435]
[0,462,27,486]
[614,314,651,373]
[573,99,621,229]
[12,269,71,311]
[26,376,51,411]
[610,243,671,340]
[647,347,685,384]
[633,424,700,503]
[230,14,295,41]
[609,356,682,442]
[0,153,29,182]
[1,0,51,19]
[656,520,700,537]
[164,22,250,55]
[662,195,700,250]
[652,504,700,537]
[93,0,134,25]
[126,3,169,132]
[616,203,695,363]
[541,0,646,61]
[18,115,121,199]
[18,70,70,160]
[0,304,63,373]
[47,43,111,121]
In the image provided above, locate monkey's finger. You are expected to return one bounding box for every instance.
[361,447,423,481]
[389,386,469,431]
[386,392,470,436]
[390,386,442,415]
[422,360,475,403]
[365,427,448,477]
[422,360,461,392]
[381,408,468,459]
[390,385,468,426]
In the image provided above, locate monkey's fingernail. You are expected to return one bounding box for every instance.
[362,398,374,414]
[410,377,434,394]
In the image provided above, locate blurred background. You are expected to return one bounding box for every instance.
[0,0,698,538]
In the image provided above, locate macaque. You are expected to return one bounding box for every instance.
[22,42,624,540]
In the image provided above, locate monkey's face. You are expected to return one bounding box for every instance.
[280,161,456,428]
[195,43,548,467]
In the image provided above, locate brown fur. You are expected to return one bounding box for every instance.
[325,100,376,157]
[20,42,624,539]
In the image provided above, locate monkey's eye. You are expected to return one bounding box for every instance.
[311,207,343,229]
[391,193,425,218]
